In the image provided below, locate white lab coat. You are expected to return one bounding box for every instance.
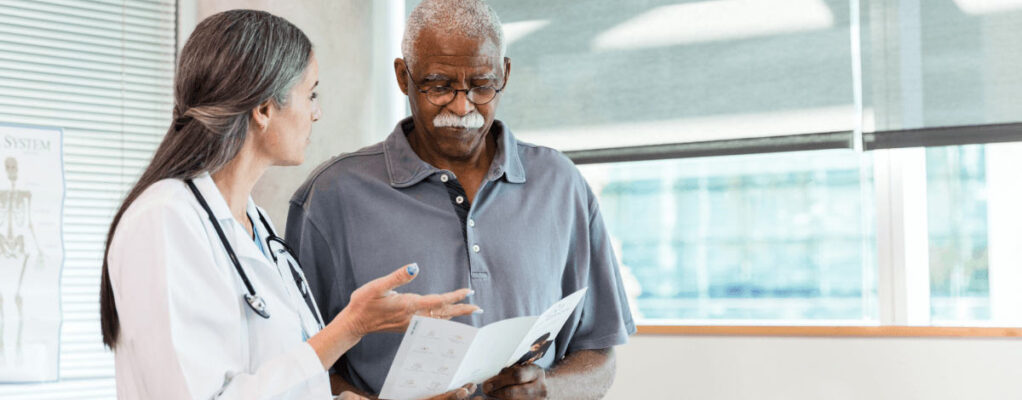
[107,173,332,399]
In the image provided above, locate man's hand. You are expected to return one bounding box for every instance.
[481,364,547,400]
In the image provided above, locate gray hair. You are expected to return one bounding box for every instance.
[101,9,313,349]
[173,9,313,172]
[402,0,506,70]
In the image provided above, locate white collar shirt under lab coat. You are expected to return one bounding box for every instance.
[107,173,331,399]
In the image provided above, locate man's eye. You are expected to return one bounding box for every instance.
[471,87,496,95]
[428,86,453,95]
[310,92,319,100]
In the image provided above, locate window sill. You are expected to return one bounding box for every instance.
[636,325,1022,338]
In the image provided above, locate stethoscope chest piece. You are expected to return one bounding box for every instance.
[185,178,322,326]
[245,293,271,319]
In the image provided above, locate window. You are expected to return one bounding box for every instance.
[0,0,176,396]
[399,0,1022,326]
[493,0,856,151]
[579,149,877,323]
[926,142,1022,325]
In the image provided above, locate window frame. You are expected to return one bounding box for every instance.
[568,122,1022,334]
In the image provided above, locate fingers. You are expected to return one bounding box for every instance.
[488,383,546,400]
[452,382,477,399]
[337,391,369,400]
[482,365,542,394]
[429,303,483,320]
[414,288,474,311]
[430,383,475,400]
[364,263,419,295]
[443,387,469,400]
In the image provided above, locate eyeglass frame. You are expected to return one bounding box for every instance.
[403,67,508,106]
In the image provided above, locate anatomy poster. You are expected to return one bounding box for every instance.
[0,124,63,382]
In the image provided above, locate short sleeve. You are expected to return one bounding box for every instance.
[565,186,637,353]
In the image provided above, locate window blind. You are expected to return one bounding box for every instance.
[405,0,857,151]
[0,0,175,398]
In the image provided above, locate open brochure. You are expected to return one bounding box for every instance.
[378,288,589,400]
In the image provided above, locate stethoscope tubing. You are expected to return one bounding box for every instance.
[185,179,323,329]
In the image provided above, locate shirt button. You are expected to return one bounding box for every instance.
[472,244,481,253]
[455,196,464,204]
[440,174,449,182]
[468,219,475,227]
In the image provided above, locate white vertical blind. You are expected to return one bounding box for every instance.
[0,0,175,397]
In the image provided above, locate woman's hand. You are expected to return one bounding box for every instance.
[309,263,480,370]
[338,263,481,337]
[337,391,370,400]
[334,383,478,400]
[424,383,480,400]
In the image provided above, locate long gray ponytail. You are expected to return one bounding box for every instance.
[100,9,312,349]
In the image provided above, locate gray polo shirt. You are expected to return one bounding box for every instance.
[286,118,636,394]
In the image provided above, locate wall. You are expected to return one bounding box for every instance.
[605,334,1022,400]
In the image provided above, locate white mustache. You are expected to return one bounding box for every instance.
[433,111,485,129]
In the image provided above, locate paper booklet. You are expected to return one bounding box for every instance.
[378,288,588,400]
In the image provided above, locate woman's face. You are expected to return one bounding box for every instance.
[262,53,321,166]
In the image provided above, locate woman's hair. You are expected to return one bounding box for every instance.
[100,9,312,349]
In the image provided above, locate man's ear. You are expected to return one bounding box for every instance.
[394,58,410,95]
[502,57,511,89]
[251,99,273,132]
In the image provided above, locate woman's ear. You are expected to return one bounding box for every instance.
[251,99,274,132]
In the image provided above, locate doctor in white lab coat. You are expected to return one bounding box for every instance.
[98,10,481,400]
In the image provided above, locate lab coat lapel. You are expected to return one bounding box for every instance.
[191,173,233,222]
[191,173,274,271]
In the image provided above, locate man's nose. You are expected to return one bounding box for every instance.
[445,90,476,116]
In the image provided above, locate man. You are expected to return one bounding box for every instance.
[286,1,634,398]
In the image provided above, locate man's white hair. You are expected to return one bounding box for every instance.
[402,0,506,70]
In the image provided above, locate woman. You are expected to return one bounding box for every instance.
[99,10,480,399]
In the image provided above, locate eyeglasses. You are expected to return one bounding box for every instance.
[404,69,507,106]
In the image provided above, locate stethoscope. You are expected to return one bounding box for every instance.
[185,179,325,330]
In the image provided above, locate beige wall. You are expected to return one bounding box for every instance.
[606,334,1022,400]
[193,0,398,226]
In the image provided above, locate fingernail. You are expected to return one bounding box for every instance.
[466,289,476,297]
[406,263,418,276]
[473,308,484,314]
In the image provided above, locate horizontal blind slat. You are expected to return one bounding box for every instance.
[2,3,174,32]
[0,1,174,396]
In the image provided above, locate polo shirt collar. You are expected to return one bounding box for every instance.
[384,117,526,188]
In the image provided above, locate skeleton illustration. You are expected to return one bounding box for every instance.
[0,156,44,359]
